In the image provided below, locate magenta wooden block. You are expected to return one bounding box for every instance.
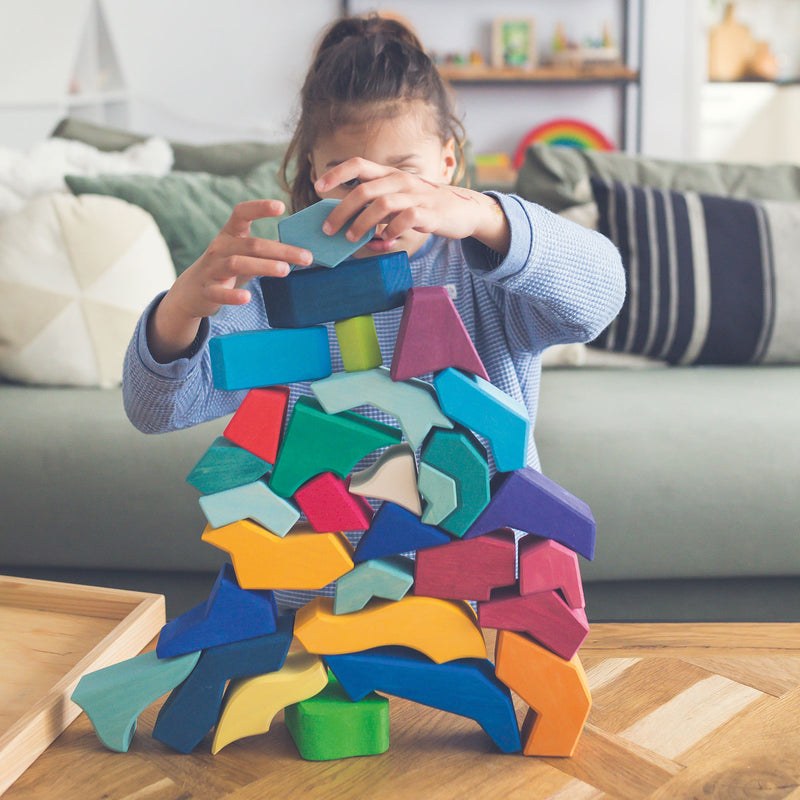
[294,472,373,532]
[478,587,590,661]
[518,536,585,609]
[464,467,596,561]
[390,287,489,382]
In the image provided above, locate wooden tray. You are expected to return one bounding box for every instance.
[0,576,165,796]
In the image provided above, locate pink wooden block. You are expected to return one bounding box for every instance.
[390,287,489,382]
[518,536,585,609]
[478,587,589,661]
[293,472,373,532]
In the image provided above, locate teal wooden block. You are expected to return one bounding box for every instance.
[334,555,415,615]
[417,461,459,526]
[198,479,300,536]
[433,368,529,472]
[311,366,452,450]
[278,199,376,268]
[209,327,331,391]
[71,649,200,752]
[187,437,270,494]
[269,396,402,498]
[420,429,490,538]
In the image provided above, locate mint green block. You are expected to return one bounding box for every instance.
[418,461,459,526]
[334,555,415,614]
[198,479,300,536]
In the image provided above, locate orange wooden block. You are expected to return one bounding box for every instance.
[294,595,487,664]
[494,630,591,757]
[201,520,354,591]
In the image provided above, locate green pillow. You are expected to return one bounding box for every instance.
[65,161,289,275]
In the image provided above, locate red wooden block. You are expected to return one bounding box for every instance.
[223,386,291,465]
[518,536,585,609]
[294,472,373,532]
[413,529,516,602]
[478,587,589,661]
[390,287,489,382]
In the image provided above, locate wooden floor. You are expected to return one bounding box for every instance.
[7,623,800,800]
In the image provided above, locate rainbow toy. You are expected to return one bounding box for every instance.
[512,118,614,169]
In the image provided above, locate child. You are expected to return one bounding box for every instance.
[123,15,625,608]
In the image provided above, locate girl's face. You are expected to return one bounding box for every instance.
[309,100,456,258]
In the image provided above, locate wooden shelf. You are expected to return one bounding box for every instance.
[438,63,639,85]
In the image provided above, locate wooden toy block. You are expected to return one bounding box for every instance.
[269,396,401,498]
[494,630,591,757]
[519,536,585,609]
[311,366,452,451]
[223,386,290,464]
[390,286,489,382]
[413,529,516,602]
[261,251,411,328]
[294,595,486,664]
[478,587,589,661]
[71,649,200,753]
[348,443,422,515]
[333,555,415,615]
[334,315,383,372]
[209,327,331,391]
[202,520,354,591]
[284,674,389,761]
[433,367,529,472]
[212,652,328,754]
[352,501,450,563]
[326,646,521,754]
[198,479,300,535]
[152,614,294,754]
[156,563,278,658]
[464,467,596,561]
[417,461,458,526]
[186,436,269,494]
[293,471,373,532]
[420,429,490,538]
[278,198,375,268]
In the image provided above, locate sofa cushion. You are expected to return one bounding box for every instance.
[65,160,288,275]
[0,193,175,387]
[590,177,800,365]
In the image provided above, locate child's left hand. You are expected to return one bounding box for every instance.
[314,158,510,256]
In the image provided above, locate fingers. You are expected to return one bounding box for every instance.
[223,199,286,237]
[314,158,392,195]
[207,236,312,277]
[204,284,252,307]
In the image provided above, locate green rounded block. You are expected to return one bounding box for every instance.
[284,674,389,760]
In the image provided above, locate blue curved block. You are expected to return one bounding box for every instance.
[325,646,521,753]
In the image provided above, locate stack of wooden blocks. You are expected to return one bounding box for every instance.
[72,199,595,762]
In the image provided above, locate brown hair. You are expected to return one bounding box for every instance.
[280,14,466,212]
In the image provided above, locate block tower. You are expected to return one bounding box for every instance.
[73,199,595,761]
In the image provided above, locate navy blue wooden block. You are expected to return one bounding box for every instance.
[151,613,294,754]
[260,251,412,329]
[325,646,521,753]
[156,563,278,659]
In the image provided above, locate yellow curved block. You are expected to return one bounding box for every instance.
[201,520,354,590]
[211,651,327,754]
[294,595,487,664]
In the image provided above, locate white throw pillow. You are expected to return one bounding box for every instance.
[0,193,175,387]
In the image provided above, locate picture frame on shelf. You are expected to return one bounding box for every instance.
[491,17,537,70]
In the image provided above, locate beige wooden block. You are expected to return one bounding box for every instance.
[349,443,422,515]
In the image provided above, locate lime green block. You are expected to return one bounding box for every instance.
[284,674,389,760]
[335,315,383,372]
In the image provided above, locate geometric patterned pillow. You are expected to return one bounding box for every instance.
[0,193,175,386]
[590,177,800,365]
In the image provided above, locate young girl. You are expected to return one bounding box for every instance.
[123,15,625,608]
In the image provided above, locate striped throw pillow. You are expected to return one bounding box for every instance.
[590,177,800,365]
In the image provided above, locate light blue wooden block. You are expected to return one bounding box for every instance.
[433,367,529,472]
[334,556,415,615]
[311,366,452,450]
[278,199,376,268]
[210,327,332,391]
[71,649,200,752]
[198,479,300,536]
[187,437,270,494]
[417,461,459,526]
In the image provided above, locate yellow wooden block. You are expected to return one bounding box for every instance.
[294,595,487,664]
[211,651,328,754]
[334,315,383,372]
[201,520,355,590]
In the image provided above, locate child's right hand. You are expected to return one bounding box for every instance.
[147,199,312,363]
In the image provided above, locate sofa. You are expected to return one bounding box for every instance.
[2,120,799,621]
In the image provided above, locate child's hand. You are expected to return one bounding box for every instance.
[314,159,510,255]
